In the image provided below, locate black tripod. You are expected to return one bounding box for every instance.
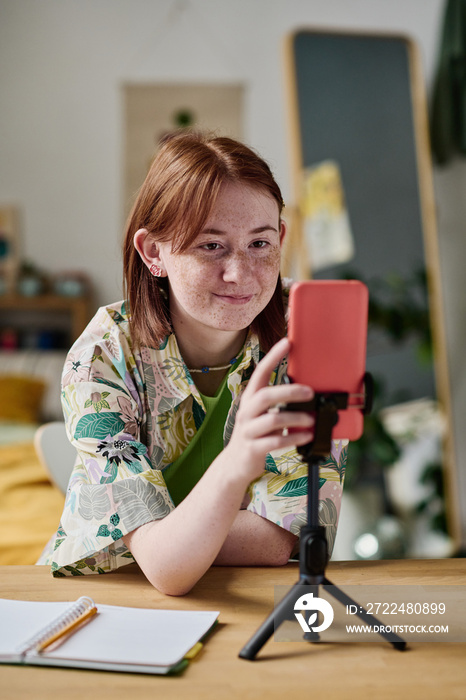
[239,387,406,660]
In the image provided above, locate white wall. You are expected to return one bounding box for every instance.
[0,0,446,304]
[1,0,465,544]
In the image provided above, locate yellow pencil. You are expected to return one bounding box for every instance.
[36,605,98,653]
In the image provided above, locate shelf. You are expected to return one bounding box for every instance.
[0,293,93,349]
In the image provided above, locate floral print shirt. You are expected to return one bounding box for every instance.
[45,297,347,577]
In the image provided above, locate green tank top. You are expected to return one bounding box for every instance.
[162,370,234,506]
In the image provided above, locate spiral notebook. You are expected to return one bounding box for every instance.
[0,596,219,675]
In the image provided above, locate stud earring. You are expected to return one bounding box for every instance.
[149,264,163,277]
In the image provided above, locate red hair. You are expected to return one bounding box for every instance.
[123,131,286,351]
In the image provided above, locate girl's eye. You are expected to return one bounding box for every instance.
[200,242,222,251]
[251,240,269,249]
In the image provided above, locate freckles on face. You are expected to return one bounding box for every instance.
[160,181,282,333]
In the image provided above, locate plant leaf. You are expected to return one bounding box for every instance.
[74,412,125,440]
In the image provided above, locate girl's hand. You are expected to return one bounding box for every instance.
[226,337,314,482]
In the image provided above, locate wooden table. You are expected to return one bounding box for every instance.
[1,559,465,700]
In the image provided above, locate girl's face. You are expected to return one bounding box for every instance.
[154,181,285,343]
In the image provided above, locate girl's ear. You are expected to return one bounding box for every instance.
[279,219,287,246]
[133,229,167,276]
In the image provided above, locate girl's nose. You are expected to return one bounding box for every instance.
[222,252,250,283]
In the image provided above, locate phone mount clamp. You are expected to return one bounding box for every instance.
[239,373,406,660]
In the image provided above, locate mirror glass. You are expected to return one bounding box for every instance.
[282,30,458,557]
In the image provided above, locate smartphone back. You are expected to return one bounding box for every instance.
[287,280,369,440]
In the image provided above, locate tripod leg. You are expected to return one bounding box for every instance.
[323,577,406,650]
[239,578,306,660]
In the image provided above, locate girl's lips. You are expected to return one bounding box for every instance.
[214,294,254,305]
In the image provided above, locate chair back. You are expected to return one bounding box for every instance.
[34,422,75,494]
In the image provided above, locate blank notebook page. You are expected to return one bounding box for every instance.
[42,605,219,667]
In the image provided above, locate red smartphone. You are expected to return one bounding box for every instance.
[287,280,369,441]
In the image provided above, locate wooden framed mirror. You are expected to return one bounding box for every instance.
[282,29,460,554]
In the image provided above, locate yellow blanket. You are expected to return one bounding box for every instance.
[0,442,65,565]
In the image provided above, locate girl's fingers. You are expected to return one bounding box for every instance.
[244,337,290,395]
[253,429,314,456]
[254,383,313,416]
[243,410,314,440]
[238,337,314,422]
[232,337,316,461]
